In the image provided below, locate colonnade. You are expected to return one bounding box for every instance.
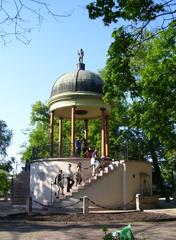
[49,107,109,158]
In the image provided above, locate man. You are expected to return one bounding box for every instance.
[66,163,75,192]
[75,136,81,156]
[54,169,64,197]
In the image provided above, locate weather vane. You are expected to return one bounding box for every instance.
[78,48,84,63]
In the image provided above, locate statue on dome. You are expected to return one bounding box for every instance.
[78,48,84,63]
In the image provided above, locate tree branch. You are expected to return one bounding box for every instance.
[0,0,72,44]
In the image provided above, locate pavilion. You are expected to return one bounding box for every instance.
[27,50,153,209]
[47,49,110,158]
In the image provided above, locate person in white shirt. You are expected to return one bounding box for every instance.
[90,149,100,176]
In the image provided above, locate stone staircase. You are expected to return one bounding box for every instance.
[11,171,30,205]
[53,163,117,209]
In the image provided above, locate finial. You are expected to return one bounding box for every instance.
[78,49,84,63]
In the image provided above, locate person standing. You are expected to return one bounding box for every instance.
[90,149,100,176]
[75,136,81,156]
[66,163,75,192]
[84,146,93,158]
[81,137,88,155]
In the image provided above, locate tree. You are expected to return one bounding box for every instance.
[21,101,50,160]
[0,1,71,44]
[99,20,176,193]
[87,0,176,41]
[0,120,12,157]
[0,170,11,195]
[0,157,14,196]
[0,121,13,195]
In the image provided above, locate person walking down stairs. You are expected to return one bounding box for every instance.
[75,162,82,187]
[54,169,64,198]
[66,164,75,192]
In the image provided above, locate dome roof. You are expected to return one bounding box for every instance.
[50,64,103,98]
[48,61,110,120]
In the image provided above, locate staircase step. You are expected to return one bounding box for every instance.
[72,189,78,193]
[77,185,85,190]
[11,171,30,206]
[51,164,118,210]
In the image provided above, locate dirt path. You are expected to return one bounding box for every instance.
[0,220,176,240]
[1,199,176,239]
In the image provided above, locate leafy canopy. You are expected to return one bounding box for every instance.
[87,0,176,41]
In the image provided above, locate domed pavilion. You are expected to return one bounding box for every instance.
[27,50,153,210]
[48,49,111,158]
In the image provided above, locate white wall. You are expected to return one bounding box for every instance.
[30,158,91,204]
[30,159,152,209]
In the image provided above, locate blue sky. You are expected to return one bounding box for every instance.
[0,1,114,165]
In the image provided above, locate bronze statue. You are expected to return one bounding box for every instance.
[78,48,84,63]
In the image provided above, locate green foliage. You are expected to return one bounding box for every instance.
[98,18,176,191]
[0,159,14,173]
[30,101,50,126]
[86,0,176,46]
[0,120,13,195]
[103,20,176,147]
[21,101,50,161]
[138,21,176,145]
[161,150,176,190]
[21,101,102,160]
[0,120,13,157]
[0,170,11,195]
[0,159,13,195]
[87,0,163,25]
[103,28,136,103]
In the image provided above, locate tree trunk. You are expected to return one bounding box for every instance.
[150,144,164,194]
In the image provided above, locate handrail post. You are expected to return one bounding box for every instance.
[136,193,141,211]
[83,196,89,215]
[26,196,32,215]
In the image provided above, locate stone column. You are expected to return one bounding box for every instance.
[101,108,106,157]
[71,106,76,156]
[50,111,54,158]
[58,117,63,158]
[105,115,109,157]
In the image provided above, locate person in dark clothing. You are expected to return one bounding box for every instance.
[75,136,81,156]
[54,169,64,196]
[81,137,88,155]
[66,163,75,192]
